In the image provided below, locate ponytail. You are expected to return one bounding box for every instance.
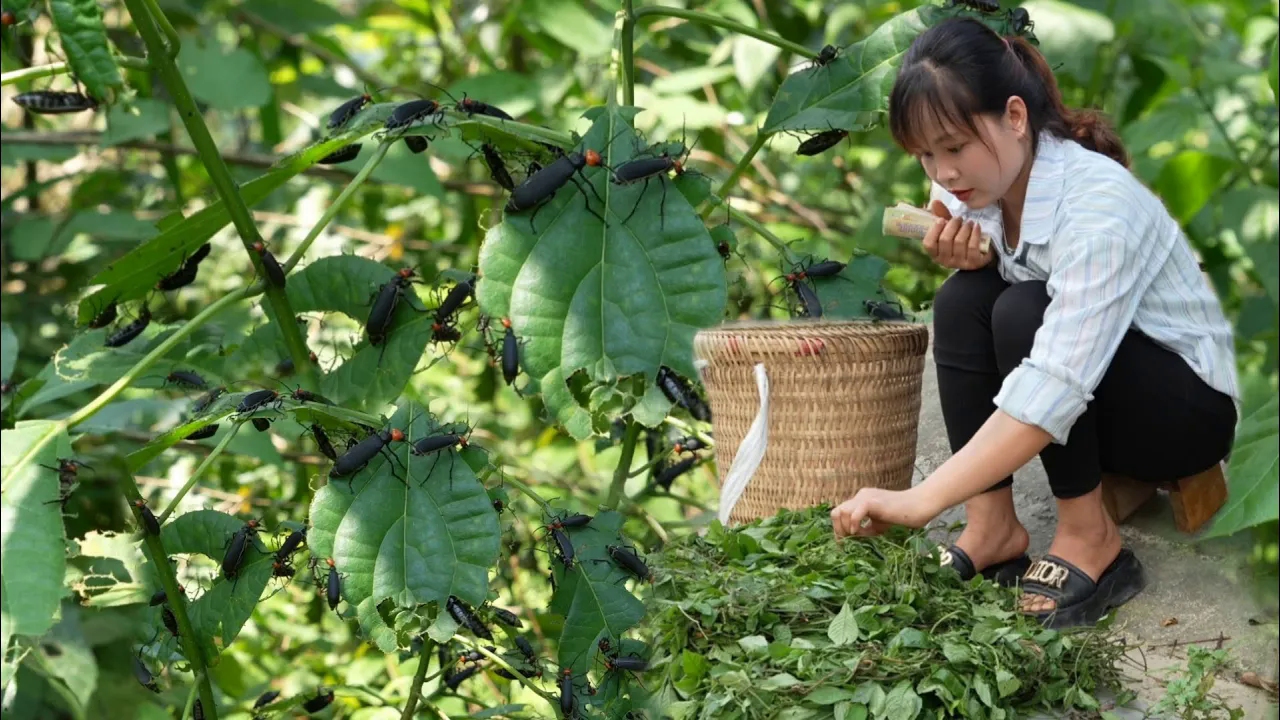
[889,17,1131,169]
[1007,37,1130,168]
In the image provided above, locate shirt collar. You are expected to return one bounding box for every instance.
[1015,132,1068,246]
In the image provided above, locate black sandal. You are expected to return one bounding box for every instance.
[937,544,1031,587]
[1020,548,1147,630]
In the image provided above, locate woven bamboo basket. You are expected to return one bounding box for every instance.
[693,320,930,525]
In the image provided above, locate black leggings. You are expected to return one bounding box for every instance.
[933,265,1237,500]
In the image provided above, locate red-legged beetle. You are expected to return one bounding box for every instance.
[13,90,98,114]
[490,606,522,628]
[252,690,280,710]
[133,499,161,536]
[796,128,849,156]
[445,664,482,690]
[105,306,152,348]
[446,595,494,640]
[164,370,208,390]
[325,558,343,611]
[655,456,697,491]
[864,299,906,321]
[327,93,372,130]
[655,366,711,421]
[605,544,652,582]
[235,389,280,415]
[186,424,218,440]
[161,606,179,637]
[302,687,335,712]
[132,654,160,693]
[222,519,262,581]
[504,148,609,228]
[457,94,514,121]
[318,142,362,164]
[433,273,476,324]
[478,143,515,191]
[251,242,287,288]
[310,424,337,461]
[191,386,226,414]
[330,425,408,483]
[87,299,119,329]
[274,528,306,563]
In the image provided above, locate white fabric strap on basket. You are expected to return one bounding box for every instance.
[718,363,770,525]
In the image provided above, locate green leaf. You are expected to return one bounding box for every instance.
[6,218,57,262]
[547,510,646,678]
[1016,0,1115,84]
[160,509,274,659]
[1248,237,1280,306]
[529,0,611,57]
[285,256,439,410]
[48,0,123,100]
[828,602,859,646]
[307,402,502,612]
[40,606,98,711]
[77,134,359,323]
[995,667,1021,698]
[476,106,727,439]
[880,681,922,720]
[762,7,947,134]
[1269,37,1278,102]
[101,99,172,147]
[972,674,994,707]
[1152,151,1233,224]
[806,686,856,705]
[1,323,17,380]
[239,0,349,34]
[177,36,272,111]
[1,421,71,678]
[809,254,894,319]
[940,641,971,664]
[651,66,738,96]
[369,141,444,196]
[1203,392,1279,537]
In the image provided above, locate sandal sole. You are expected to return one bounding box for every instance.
[1032,550,1147,630]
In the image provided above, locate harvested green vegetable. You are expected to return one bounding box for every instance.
[636,506,1125,720]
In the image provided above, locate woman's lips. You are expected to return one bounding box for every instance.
[952,189,973,202]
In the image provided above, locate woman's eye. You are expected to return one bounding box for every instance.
[947,144,964,154]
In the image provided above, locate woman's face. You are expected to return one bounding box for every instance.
[913,97,1029,209]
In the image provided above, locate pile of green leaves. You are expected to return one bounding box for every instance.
[636,506,1126,720]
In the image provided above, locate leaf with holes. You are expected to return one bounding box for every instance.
[1,420,71,687]
[48,0,122,100]
[160,509,274,659]
[476,105,727,439]
[762,5,1000,135]
[546,510,646,680]
[307,402,502,640]
[805,254,894,320]
[285,255,442,410]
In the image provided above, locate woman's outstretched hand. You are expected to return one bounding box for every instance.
[830,486,935,538]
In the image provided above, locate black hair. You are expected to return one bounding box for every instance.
[888,17,1128,168]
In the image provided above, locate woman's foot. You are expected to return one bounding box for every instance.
[1021,487,1123,614]
[953,487,1031,572]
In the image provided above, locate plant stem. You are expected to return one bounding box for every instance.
[399,637,436,720]
[158,423,242,524]
[497,472,555,514]
[701,131,770,221]
[604,421,642,509]
[123,475,219,720]
[450,635,557,706]
[620,0,636,105]
[0,57,150,86]
[632,6,817,60]
[123,0,317,389]
[142,0,181,56]
[283,141,390,273]
[727,205,797,263]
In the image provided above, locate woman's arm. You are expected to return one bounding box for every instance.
[913,409,1053,517]
[831,409,1053,536]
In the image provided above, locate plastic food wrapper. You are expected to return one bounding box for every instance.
[882,203,991,254]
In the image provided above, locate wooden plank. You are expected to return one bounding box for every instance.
[1168,464,1228,534]
[1101,473,1158,525]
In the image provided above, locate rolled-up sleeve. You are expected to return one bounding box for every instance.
[994,210,1170,444]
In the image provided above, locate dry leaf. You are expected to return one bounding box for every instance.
[1161,617,1179,627]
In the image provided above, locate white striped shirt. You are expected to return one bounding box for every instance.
[929,132,1239,445]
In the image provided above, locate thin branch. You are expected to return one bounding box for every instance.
[0,56,150,86]
[399,637,436,720]
[604,421,642,510]
[0,131,504,194]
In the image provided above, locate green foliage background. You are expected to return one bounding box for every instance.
[0,0,1276,717]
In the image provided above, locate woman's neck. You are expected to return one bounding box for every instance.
[999,146,1036,248]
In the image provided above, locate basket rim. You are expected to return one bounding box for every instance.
[700,318,925,331]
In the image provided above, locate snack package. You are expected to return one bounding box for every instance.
[882,203,991,254]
